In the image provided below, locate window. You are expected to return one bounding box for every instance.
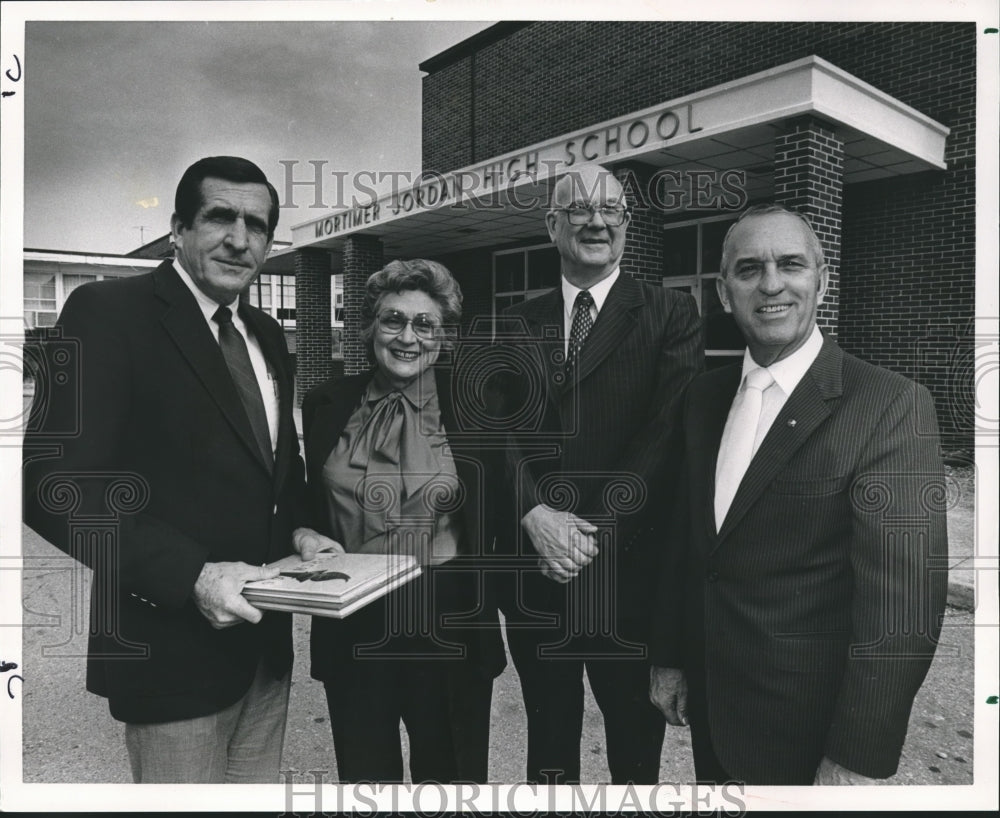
[493,244,561,315]
[252,277,273,311]
[62,273,98,298]
[334,290,345,323]
[663,215,743,365]
[24,272,57,328]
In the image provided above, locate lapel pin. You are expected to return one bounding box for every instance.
[787,419,797,427]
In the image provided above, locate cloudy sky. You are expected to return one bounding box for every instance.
[21,19,493,254]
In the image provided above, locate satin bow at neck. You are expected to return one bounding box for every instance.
[348,372,439,498]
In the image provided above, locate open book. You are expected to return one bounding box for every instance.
[242,551,421,618]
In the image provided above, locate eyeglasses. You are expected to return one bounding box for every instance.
[376,309,441,340]
[553,205,629,226]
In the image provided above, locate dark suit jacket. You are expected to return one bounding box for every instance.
[23,261,305,724]
[498,273,703,626]
[650,337,948,783]
[301,366,508,682]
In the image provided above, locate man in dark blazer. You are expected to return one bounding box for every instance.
[497,164,703,783]
[649,203,947,785]
[23,156,317,782]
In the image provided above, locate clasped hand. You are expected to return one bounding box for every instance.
[521,504,598,583]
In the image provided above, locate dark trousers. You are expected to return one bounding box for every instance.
[505,626,666,784]
[323,656,493,784]
[685,673,739,785]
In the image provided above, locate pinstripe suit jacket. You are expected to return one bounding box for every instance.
[650,336,948,782]
[497,272,703,624]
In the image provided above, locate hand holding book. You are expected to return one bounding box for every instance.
[242,550,421,619]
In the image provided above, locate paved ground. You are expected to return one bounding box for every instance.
[15,514,979,787]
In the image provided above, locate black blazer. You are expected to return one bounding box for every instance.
[301,366,507,682]
[650,337,948,782]
[497,273,703,626]
[23,261,306,724]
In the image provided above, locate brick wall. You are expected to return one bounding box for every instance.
[423,22,973,175]
[840,169,976,452]
[293,249,332,405]
[342,235,384,375]
[774,116,844,339]
[422,57,472,174]
[615,163,664,284]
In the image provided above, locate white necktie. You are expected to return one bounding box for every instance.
[714,367,774,531]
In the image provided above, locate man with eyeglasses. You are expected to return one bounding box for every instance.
[495,163,703,783]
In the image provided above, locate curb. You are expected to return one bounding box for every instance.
[947,581,975,612]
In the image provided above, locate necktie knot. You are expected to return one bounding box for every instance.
[213,306,234,326]
[575,290,594,311]
[744,367,773,394]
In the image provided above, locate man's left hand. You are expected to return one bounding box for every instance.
[814,756,880,785]
[292,527,345,562]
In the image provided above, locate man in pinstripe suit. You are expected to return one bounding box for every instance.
[497,164,703,783]
[649,204,947,785]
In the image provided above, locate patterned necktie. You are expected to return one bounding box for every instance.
[213,306,274,472]
[566,289,595,374]
[714,366,774,531]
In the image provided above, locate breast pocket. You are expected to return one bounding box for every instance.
[770,474,850,496]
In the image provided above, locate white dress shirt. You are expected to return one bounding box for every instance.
[561,268,619,356]
[173,260,279,454]
[739,324,824,456]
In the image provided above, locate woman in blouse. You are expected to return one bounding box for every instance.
[298,258,505,783]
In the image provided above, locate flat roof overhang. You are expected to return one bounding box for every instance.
[271,55,949,275]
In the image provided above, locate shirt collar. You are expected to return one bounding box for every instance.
[369,366,437,410]
[172,259,241,325]
[561,267,619,320]
[740,324,824,395]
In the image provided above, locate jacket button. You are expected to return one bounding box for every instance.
[706,570,719,583]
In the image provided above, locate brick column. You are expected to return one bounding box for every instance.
[774,116,844,339]
[342,234,384,375]
[294,248,332,405]
[614,163,663,284]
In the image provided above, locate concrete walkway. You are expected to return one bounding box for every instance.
[17,521,977,786]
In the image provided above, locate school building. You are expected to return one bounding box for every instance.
[25,22,977,451]
[276,21,976,451]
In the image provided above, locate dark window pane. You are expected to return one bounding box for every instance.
[702,218,737,274]
[527,246,561,290]
[663,225,697,277]
[702,279,744,351]
[494,253,524,293]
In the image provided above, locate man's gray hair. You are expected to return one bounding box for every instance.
[719,203,826,275]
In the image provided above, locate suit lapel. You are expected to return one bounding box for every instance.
[714,338,844,547]
[517,288,566,400]
[569,273,643,388]
[436,366,483,550]
[154,264,271,476]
